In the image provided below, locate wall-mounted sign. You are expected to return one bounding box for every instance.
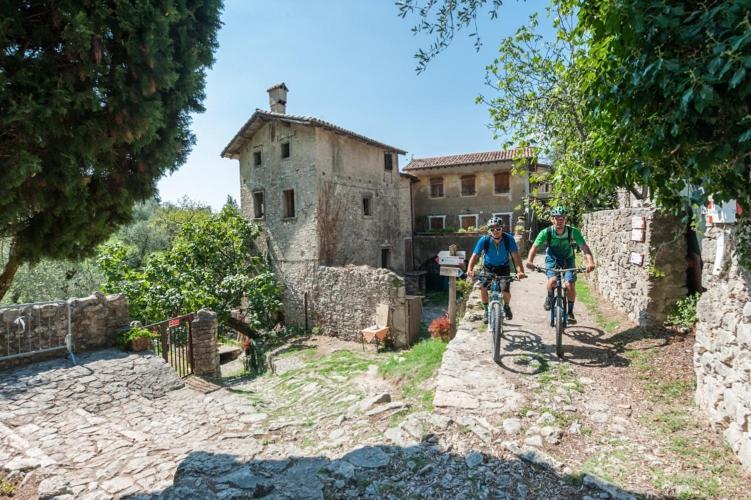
[631,228,645,242]
[631,216,646,229]
[629,252,644,266]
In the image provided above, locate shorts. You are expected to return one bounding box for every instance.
[544,256,577,282]
[480,264,512,292]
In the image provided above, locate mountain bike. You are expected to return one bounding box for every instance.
[474,272,519,363]
[531,265,586,358]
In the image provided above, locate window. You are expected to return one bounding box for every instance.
[281,142,290,159]
[459,214,478,230]
[428,215,446,230]
[363,196,372,216]
[253,150,262,167]
[429,177,444,198]
[283,189,295,218]
[492,212,513,230]
[253,191,264,219]
[384,153,393,171]
[494,172,510,194]
[460,175,476,196]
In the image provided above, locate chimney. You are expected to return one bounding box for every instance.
[267,83,288,114]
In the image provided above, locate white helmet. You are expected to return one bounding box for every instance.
[487,216,503,230]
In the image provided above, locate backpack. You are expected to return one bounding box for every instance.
[480,233,516,272]
[546,225,579,254]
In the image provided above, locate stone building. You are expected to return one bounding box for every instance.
[221,84,419,345]
[404,149,551,277]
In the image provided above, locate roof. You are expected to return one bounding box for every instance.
[266,83,288,92]
[403,148,536,172]
[221,110,407,160]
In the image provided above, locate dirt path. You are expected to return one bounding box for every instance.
[433,257,749,498]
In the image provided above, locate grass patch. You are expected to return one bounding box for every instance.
[651,469,721,499]
[425,290,449,306]
[645,379,694,403]
[380,338,447,408]
[537,364,583,393]
[575,279,620,333]
[623,347,657,375]
[649,409,691,434]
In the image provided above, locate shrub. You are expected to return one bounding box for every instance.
[456,278,473,298]
[428,315,452,341]
[665,293,700,328]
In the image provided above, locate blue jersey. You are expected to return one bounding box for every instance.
[472,234,518,266]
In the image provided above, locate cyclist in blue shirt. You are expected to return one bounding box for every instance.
[467,216,526,322]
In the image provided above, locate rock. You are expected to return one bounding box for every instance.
[327,460,355,480]
[343,446,391,469]
[502,418,522,435]
[465,451,484,468]
[569,421,581,434]
[537,412,556,425]
[591,412,609,424]
[365,401,408,416]
[541,426,562,444]
[359,393,391,411]
[524,435,544,447]
[38,475,72,499]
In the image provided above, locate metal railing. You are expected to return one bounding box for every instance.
[144,314,194,377]
[0,300,73,362]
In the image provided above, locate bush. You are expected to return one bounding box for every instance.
[665,293,700,328]
[428,315,452,341]
[456,278,473,298]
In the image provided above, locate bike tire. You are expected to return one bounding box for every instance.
[491,302,503,362]
[555,296,564,358]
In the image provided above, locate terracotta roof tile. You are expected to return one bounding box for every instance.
[403,148,535,171]
[222,110,406,159]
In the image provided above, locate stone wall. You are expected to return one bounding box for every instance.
[0,292,129,371]
[309,265,416,348]
[581,208,686,325]
[694,224,751,470]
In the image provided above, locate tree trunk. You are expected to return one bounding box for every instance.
[0,239,21,302]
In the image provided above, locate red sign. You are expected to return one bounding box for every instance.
[168,318,181,328]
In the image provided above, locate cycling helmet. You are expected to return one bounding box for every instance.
[551,206,567,217]
[487,216,504,229]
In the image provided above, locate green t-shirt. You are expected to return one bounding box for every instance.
[533,225,586,260]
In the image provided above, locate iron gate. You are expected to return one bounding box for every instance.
[0,300,71,362]
[145,313,194,377]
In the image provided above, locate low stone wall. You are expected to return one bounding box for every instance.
[694,224,751,470]
[310,265,415,348]
[0,292,129,371]
[582,208,686,325]
[191,309,221,378]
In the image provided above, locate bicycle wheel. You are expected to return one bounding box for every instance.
[555,296,564,358]
[490,302,503,362]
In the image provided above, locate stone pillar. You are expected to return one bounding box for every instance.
[191,309,220,378]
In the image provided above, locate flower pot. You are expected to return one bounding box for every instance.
[131,336,151,352]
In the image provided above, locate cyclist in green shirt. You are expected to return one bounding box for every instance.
[525,206,596,324]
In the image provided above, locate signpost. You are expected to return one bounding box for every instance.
[438,255,465,266]
[439,266,463,277]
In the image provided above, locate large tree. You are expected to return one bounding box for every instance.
[0,0,223,300]
[399,0,751,214]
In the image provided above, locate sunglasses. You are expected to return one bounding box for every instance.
[490,227,503,232]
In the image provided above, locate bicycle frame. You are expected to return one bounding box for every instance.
[533,265,585,358]
[475,272,517,362]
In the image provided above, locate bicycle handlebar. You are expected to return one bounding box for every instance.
[472,272,521,282]
[529,265,588,274]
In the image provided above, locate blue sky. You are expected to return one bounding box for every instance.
[157,0,546,210]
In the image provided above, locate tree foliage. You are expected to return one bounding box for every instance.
[400,0,751,255]
[99,203,281,330]
[0,0,223,300]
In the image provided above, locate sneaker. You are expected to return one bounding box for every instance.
[504,305,513,320]
[544,295,554,311]
[567,311,577,325]
[550,319,555,327]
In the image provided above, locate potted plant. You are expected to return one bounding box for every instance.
[118,326,155,352]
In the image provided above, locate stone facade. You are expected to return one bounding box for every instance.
[309,265,419,348]
[0,292,129,371]
[581,208,687,326]
[408,162,527,233]
[694,223,751,470]
[222,86,413,330]
[191,309,221,378]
